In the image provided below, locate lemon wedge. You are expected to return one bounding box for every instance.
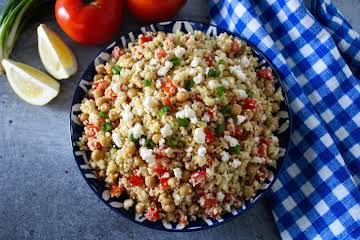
[37,24,77,80]
[2,59,60,105]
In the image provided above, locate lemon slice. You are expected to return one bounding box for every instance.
[2,59,60,105]
[37,24,77,80]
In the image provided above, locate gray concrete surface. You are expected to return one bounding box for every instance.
[0,1,358,240]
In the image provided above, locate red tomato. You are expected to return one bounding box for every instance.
[109,184,123,197]
[139,35,153,44]
[204,198,217,208]
[204,127,215,143]
[126,0,187,22]
[231,40,241,53]
[190,171,206,186]
[204,55,214,67]
[85,124,99,138]
[233,126,244,140]
[145,207,160,222]
[162,78,177,95]
[256,67,273,81]
[55,0,124,45]
[129,175,144,186]
[156,49,167,58]
[153,164,167,175]
[242,98,257,109]
[258,143,268,157]
[259,137,271,146]
[160,177,169,189]
[163,96,172,106]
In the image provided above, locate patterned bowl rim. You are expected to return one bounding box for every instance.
[69,20,292,232]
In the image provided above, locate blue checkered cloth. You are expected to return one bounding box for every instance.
[209,0,360,239]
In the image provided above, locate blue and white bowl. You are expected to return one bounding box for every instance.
[70,21,291,232]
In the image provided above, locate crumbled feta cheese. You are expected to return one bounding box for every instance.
[121,104,133,122]
[240,55,250,68]
[208,80,219,89]
[175,105,198,124]
[237,115,246,124]
[185,146,193,153]
[143,96,155,113]
[129,123,144,139]
[191,57,201,67]
[173,168,182,180]
[158,60,173,76]
[139,138,145,146]
[194,128,206,144]
[111,82,121,95]
[188,68,197,76]
[88,113,99,124]
[216,192,225,202]
[221,151,230,162]
[193,73,204,84]
[224,135,239,147]
[206,167,214,176]
[201,113,211,122]
[160,123,173,138]
[231,159,241,168]
[205,67,210,75]
[234,89,248,99]
[197,146,207,157]
[229,65,246,81]
[221,79,230,88]
[224,203,231,212]
[174,46,186,59]
[112,132,122,148]
[251,156,266,163]
[165,147,174,156]
[139,147,155,164]
[149,58,158,66]
[156,79,162,88]
[159,138,165,147]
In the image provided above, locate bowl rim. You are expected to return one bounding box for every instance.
[69,20,293,232]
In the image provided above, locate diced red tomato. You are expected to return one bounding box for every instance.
[204,127,215,143]
[153,164,167,175]
[258,143,268,157]
[259,137,271,146]
[93,79,109,91]
[129,175,144,186]
[163,96,172,106]
[139,35,153,44]
[231,40,241,53]
[204,55,214,67]
[145,207,160,222]
[162,78,177,95]
[160,177,169,189]
[109,184,123,197]
[242,98,257,110]
[109,89,117,100]
[190,171,207,186]
[85,124,99,138]
[156,49,167,58]
[204,198,217,208]
[256,165,269,181]
[256,67,273,81]
[207,109,215,119]
[95,142,103,150]
[233,126,244,140]
[112,46,122,59]
[120,85,127,91]
[179,215,188,225]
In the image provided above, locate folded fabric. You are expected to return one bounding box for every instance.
[209,0,360,239]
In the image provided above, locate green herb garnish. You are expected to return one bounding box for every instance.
[102,122,113,132]
[171,57,181,66]
[143,79,152,87]
[167,135,179,147]
[229,144,241,154]
[218,59,226,65]
[157,106,171,116]
[99,111,107,118]
[145,139,155,149]
[220,106,231,116]
[215,123,225,136]
[208,68,220,78]
[185,79,195,91]
[246,90,255,98]
[112,65,122,75]
[177,118,190,128]
[129,133,137,142]
[216,86,225,97]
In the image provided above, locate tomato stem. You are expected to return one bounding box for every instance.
[82,0,95,4]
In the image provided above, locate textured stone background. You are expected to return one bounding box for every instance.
[0,1,358,239]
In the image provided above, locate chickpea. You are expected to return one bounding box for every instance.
[244,186,255,199]
[151,134,161,144]
[135,202,146,214]
[189,203,199,215]
[176,91,189,102]
[123,199,134,210]
[93,89,103,98]
[91,150,103,161]
[100,103,110,112]
[264,83,275,96]
[271,102,280,113]
[126,142,137,156]
[79,113,89,122]
[243,109,254,120]
[100,136,112,148]
[181,170,190,182]
[134,156,145,167]
[165,212,176,222]
[95,97,110,107]
[167,177,177,189]
[179,183,192,196]
[93,74,103,81]
[231,103,242,115]
[164,203,176,213]
[253,110,263,122]
[108,110,120,121]
[145,176,156,188]
[256,80,264,88]
[105,64,113,75]
[127,88,139,98]
[247,164,260,181]
[104,75,111,82]
[95,64,105,74]
[183,100,192,106]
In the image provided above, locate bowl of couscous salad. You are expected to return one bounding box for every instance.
[70,21,291,231]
